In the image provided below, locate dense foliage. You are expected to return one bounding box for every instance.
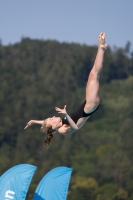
[0,38,133,199]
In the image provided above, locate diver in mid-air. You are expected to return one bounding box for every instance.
[24,32,108,148]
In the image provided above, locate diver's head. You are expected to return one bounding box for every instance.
[41,116,62,134]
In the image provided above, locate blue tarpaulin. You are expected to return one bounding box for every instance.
[34,166,72,200]
[0,164,37,200]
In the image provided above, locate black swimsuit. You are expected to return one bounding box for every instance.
[62,100,100,125]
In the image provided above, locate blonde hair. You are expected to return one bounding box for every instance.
[40,120,55,148]
[41,120,53,134]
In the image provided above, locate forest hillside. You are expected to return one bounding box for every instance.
[0,38,133,200]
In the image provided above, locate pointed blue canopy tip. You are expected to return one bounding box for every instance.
[34,166,73,200]
[0,164,37,200]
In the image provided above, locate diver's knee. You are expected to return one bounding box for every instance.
[89,69,99,80]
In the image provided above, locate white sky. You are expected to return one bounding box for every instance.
[0,0,133,48]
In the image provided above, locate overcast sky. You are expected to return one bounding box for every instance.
[0,0,133,49]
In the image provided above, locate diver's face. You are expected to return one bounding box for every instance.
[46,116,62,130]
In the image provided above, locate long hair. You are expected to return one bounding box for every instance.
[40,120,52,134]
[40,120,55,148]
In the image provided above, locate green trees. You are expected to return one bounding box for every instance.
[0,39,133,199]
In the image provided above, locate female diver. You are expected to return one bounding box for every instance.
[24,32,108,148]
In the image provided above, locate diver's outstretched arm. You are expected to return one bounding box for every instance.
[24,120,44,129]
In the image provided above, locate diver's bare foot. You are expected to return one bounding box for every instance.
[98,32,108,50]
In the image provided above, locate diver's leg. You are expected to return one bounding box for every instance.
[84,32,108,113]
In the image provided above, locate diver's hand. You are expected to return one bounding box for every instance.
[55,105,67,115]
[24,120,35,129]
